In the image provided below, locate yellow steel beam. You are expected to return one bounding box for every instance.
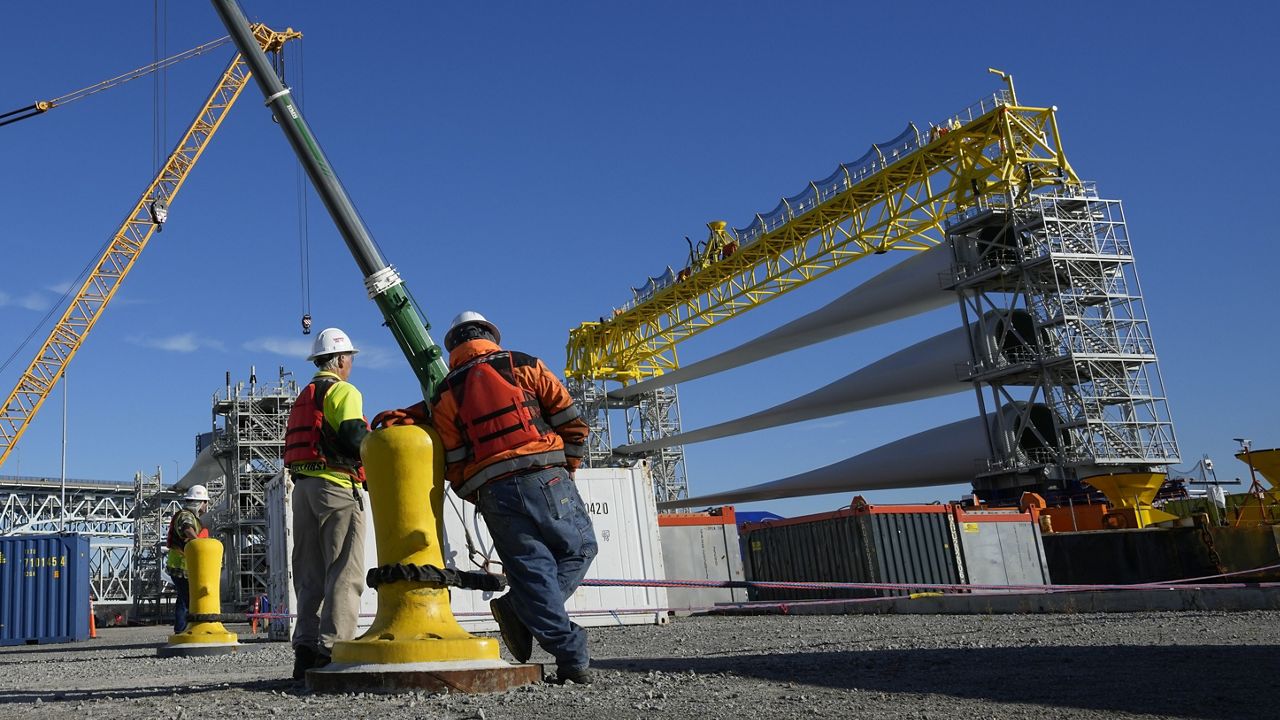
[566,88,1077,384]
[0,25,301,470]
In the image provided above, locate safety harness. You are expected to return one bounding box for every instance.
[284,377,365,483]
[442,351,571,498]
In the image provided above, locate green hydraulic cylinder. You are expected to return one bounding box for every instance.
[209,0,449,399]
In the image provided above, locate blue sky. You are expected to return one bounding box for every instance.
[1,1,1276,519]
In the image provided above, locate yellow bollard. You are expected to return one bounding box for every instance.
[159,537,238,655]
[330,424,499,664]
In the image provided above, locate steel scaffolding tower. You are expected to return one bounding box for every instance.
[947,183,1180,501]
[209,367,298,607]
[569,378,688,504]
[567,377,616,470]
[131,468,181,619]
[623,387,687,504]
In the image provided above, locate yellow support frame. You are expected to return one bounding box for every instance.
[0,25,300,470]
[566,86,1078,384]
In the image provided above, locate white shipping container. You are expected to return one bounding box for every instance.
[265,464,667,642]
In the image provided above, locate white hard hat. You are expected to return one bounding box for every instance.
[444,311,500,350]
[184,485,210,502]
[307,327,360,361]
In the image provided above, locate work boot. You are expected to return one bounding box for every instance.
[489,595,533,663]
[546,667,594,685]
[292,645,316,681]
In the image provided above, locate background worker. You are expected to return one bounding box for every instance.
[165,485,210,634]
[373,311,596,685]
[284,327,369,681]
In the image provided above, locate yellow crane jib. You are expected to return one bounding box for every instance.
[565,74,1078,385]
[0,24,300,470]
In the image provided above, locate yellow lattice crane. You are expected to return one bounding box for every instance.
[0,24,300,470]
[565,72,1078,385]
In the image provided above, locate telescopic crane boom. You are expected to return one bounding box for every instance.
[211,0,451,399]
[0,24,300,470]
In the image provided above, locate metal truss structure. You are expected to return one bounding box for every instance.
[567,377,618,470]
[208,368,298,608]
[131,468,181,619]
[0,474,137,603]
[0,369,298,614]
[567,77,1079,503]
[947,184,1180,501]
[566,377,689,503]
[623,387,687,504]
[566,82,1075,385]
[0,24,300,472]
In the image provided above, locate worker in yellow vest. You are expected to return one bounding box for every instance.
[166,485,210,633]
[283,327,369,680]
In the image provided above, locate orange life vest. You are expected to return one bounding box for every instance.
[284,378,366,483]
[443,351,554,466]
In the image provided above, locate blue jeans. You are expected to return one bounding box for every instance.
[173,575,190,634]
[477,466,597,671]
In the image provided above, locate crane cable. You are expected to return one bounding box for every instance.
[5,4,172,376]
[0,236,118,375]
[288,39,314,335]
[0,34,233,129]
[153,0,168,175]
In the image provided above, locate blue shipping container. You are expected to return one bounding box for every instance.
[0,534,91,645]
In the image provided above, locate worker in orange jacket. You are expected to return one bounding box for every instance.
[373,311,596,685]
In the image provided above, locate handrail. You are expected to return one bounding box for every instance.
[619,90,1011,312]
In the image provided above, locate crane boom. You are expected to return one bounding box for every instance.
[0,24,300,470]
[211,0,451,400]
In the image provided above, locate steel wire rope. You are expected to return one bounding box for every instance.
[0,235,120,376]
[445,490,501,574]
[0,36,235,129]
[4,4,170,380]
[48,37,233,111]
[290,39,312,328]
[152,0,169,176]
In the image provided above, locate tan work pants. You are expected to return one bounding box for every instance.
[290,475,366,655]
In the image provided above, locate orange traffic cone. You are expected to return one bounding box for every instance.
[89,602,97,639]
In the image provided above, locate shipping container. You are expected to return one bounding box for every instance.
[266,464,667,641]
[0,534,91,645]
[743,500,965,601]
[952,507,1051,587]
[658,506,747,609]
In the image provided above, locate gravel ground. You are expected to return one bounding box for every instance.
[0,611,1275,719]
